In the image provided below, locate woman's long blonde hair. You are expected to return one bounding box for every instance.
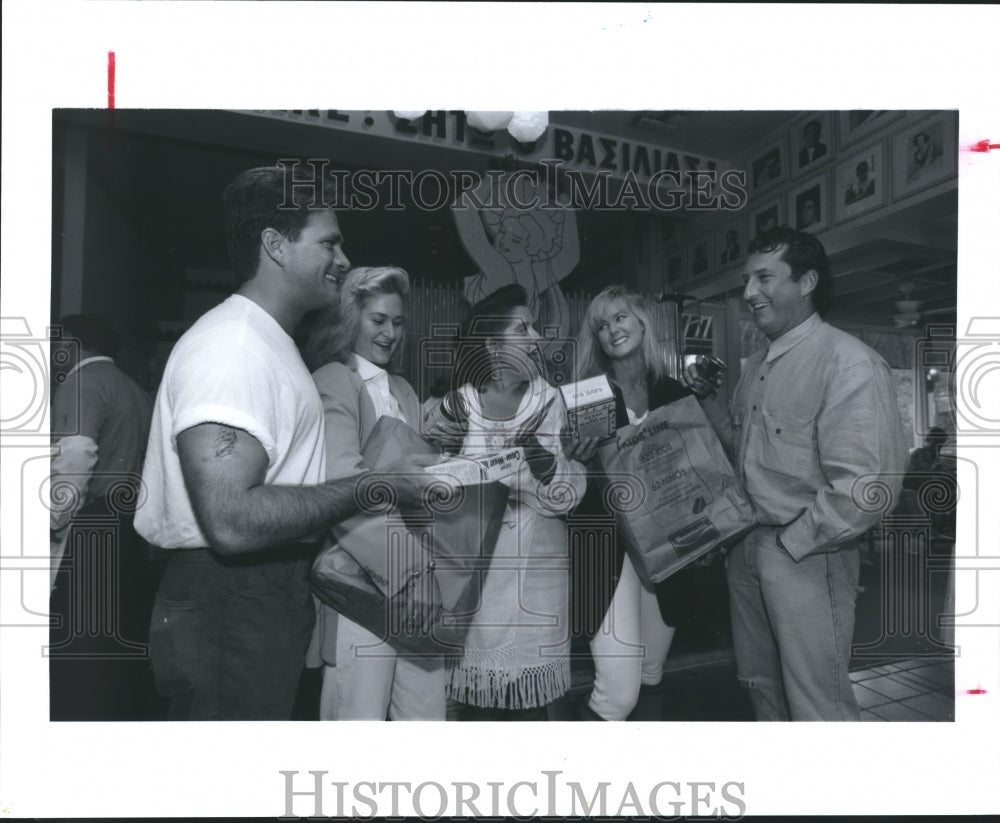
[303,266,410,371]
[574,285,668,383]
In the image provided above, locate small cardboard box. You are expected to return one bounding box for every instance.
[559,375,617,440]
[424,447,525,486]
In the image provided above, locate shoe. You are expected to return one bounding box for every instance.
[627,680,666,722]
[577,700,607,721]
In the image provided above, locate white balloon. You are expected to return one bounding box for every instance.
[466,111,514,132]
[507,111,549,142]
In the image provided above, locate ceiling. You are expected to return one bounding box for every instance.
[826,226,957,329]
[53,108,957,334]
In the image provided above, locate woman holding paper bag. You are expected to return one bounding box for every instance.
[303,266,446,720]
[424,284,587,720]
[570,286,696,721]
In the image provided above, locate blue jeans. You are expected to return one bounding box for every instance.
[726,527,862,721]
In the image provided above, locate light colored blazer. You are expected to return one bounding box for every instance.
[306,359,424,668]
[312,359,421,485]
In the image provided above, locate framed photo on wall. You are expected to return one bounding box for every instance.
[791,112,833,172]
[835,142,885,223]
[788,172,829,234]
[749,139,785,192]
[750,198,783,238]
[690,234,714,280]
[716,219,745,269]
[665,250,686,293]
[892,114,958,200]
[837,110,902,147]
[658,217,681,249]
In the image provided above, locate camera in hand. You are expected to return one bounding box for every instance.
[685,355,727,399]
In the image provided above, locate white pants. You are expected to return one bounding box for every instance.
[587,554,676,721]
[319,615,446,720]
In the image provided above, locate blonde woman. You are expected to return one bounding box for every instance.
[304,266,445,720]
[571,285,695,721]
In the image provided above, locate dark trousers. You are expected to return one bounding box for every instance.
[149,545,315,720]
[49,509,162,721]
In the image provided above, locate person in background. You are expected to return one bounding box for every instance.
[905,427,949,480]
[902,427,956,538]
[135,165,440,720]
[303,266,446,720]
[567,286,698,721]
[49,313,155,720]
[424,284,587,720]
[696,226,908,721]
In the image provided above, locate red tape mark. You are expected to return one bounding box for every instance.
[108,51,115,109]
[966,687,988,695]
[970,139,999,153]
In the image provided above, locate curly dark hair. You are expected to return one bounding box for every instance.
[748,226,834,316]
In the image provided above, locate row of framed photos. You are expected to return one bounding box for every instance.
[746,109,951,194]
[665,112,957,288]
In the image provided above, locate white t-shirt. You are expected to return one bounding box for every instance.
[135,295,325,548]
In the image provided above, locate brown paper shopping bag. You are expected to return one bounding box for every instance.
[310,416,508,655]
[596,396,756,583]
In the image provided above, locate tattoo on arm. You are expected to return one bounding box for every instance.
[207,426,239,460]
[179,422,367,554]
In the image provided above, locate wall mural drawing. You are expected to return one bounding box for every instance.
[453,173,579,343]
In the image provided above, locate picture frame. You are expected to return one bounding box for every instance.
[788,172,829,234]
[715,218,745,269]
[689,234,714,280]
[664,250,686,293]
[750,198,783,238]
[834,141,886,223]
[837,109,902,148]
[658,217,680,249]
[791,112,833,173]
[892,113,958,200]
[749,138,785,192]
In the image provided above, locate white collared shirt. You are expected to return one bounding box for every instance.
[354,354,406,424]
[725,311,908,560]
[765,312,823,363]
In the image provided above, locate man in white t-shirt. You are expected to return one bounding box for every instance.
[135,165,441,719]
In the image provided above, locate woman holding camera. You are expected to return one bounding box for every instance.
[570,285,697,721]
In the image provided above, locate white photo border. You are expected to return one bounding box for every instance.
[2,2,999,820]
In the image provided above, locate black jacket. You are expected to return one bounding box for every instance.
[569,373,703,638]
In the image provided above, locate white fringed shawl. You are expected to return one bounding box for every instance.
[445,378,585,709]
